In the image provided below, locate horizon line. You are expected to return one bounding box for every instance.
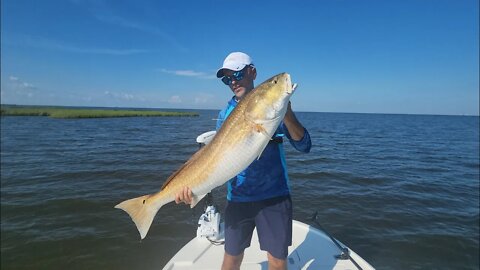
[1,103,478,117]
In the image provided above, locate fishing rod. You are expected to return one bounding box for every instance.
[309,211,363,270]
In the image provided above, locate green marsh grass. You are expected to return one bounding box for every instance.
[0,106,199,118]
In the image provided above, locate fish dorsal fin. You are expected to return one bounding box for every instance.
[161,146,206,190]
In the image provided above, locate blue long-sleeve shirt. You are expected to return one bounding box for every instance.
[217,97,311,202]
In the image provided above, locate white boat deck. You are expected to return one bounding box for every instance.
[163,220,375,270]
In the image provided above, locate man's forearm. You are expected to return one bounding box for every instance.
[283,103,305,141]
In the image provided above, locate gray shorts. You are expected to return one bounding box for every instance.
[224,195,292,259]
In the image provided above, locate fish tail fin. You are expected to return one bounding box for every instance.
[115,194,164,239]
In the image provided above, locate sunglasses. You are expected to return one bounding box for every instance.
[221,66,249,86]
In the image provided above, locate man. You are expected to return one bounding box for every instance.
[175,52,311,270]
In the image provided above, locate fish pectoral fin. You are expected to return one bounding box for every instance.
[252,123,270,138]
[190,193,207,208]
[250,124,270,160]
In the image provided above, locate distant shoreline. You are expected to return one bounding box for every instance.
[0,105,199,118]
[1,104,477,117]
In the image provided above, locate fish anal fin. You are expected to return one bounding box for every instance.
[190,193,207,208]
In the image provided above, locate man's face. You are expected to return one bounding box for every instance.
[223,66,256,100]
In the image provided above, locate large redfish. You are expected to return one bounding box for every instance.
[115,73,296,239]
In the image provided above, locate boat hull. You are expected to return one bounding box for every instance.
[162,220,375,270]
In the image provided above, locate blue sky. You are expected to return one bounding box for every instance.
[1,0,478,115]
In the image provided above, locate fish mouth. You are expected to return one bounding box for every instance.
[284,73,295,94]
[286,83,297,95]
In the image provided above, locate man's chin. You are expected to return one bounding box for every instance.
[234,89,246,99]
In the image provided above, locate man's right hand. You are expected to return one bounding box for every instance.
[175,186,193,205]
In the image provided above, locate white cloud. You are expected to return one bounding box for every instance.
[91,12,187,52]
[104,90,138,101]
[175,70,205,77]
[7,75,36,91]
[4,35,148,55]
[83,96,92,102]
[69,0,187,52]
[194,93,215,104]
[168,95,182,104]
[160,68,216,79]
[23,82,35,88]
[1,75,38,103]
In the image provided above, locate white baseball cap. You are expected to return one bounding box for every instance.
[216,52,254,78]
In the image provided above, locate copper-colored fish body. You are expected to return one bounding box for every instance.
[115,73,295,239]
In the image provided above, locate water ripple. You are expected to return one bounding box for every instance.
[1,112,479,270]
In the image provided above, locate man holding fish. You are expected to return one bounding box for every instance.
[175,52,312,270]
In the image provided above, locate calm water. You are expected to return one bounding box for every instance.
[1,111,479,270]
